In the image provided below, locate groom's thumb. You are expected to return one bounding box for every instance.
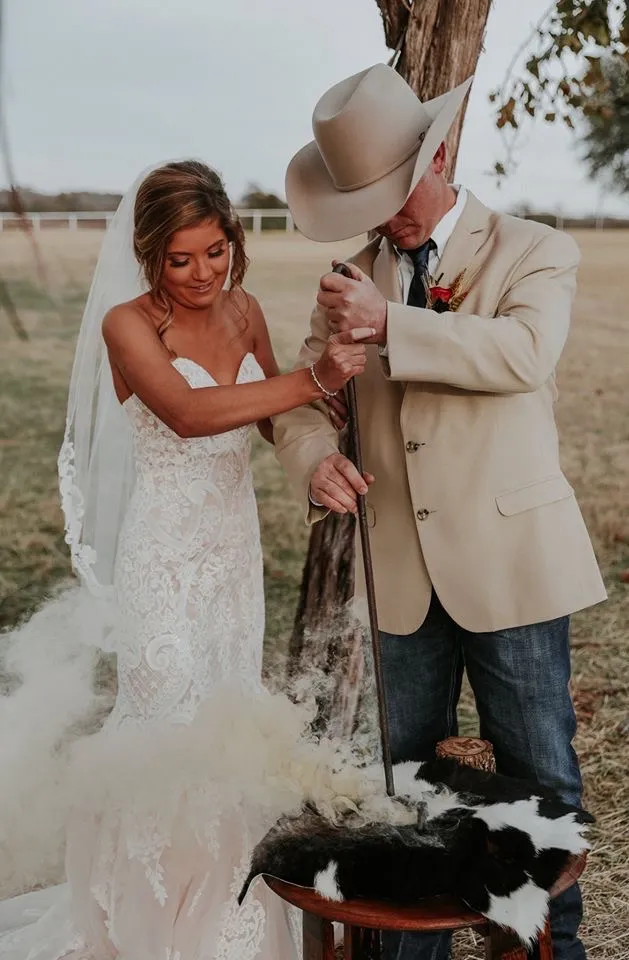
[332,260,365,282]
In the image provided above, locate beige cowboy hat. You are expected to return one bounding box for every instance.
[285,64,473,242]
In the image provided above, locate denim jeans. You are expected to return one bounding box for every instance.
[379,591,585,960]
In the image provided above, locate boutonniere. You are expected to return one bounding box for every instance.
[424,268,475,313]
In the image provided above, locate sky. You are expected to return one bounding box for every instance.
[3,0,628,217]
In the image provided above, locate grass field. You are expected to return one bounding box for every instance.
[0,228,628,957]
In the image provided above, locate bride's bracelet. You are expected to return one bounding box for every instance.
[309,362,338,399]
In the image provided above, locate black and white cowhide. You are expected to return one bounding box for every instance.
[239,758,593,947]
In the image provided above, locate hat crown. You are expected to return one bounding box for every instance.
[313,64,431,193]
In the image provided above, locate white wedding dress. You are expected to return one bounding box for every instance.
[0,353,301,960]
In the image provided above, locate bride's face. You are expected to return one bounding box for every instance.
[161,218,231,309]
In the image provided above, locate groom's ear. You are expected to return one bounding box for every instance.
[432,142,448,176]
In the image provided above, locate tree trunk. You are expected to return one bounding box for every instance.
[377,0,494,176]
[288,0,493,735]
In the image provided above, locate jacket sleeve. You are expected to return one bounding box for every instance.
[382,231,580,393]
[272,303,337,525]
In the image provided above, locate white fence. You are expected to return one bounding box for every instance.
[0,209,295,233]
[0,209,624,234]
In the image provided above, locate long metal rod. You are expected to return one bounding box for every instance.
[333,263,395,797]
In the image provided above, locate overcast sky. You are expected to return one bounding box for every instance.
[3,0,628,217]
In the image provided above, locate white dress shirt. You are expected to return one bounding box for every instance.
[395,184,468,301]
[380,184,468,357]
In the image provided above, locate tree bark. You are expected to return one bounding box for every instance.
[375,0,494,175]
[288,0,493,735]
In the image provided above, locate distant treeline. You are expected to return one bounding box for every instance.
[0,185,286,213]
[520,212,629,229]
[0,189,123,212]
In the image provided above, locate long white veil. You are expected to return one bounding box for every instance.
[0,166,158,902]
[57,167,154,601]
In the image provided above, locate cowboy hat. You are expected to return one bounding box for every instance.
[285,64,473,242]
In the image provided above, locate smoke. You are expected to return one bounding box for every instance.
[0,588,402,900]
[264,598,383,764]
[0,586,114,896]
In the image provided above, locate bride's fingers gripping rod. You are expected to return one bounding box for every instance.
[332,262,394,798]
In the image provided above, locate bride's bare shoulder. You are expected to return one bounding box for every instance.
[102,293,157,342]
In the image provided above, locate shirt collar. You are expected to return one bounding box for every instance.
[431,184,467,259]
[394,184,468,263]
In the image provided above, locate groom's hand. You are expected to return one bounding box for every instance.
[317,262,387,345]
[310,453,375,515]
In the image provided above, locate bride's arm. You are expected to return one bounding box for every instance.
[250,298,347,444]
[248,297,281,444]
[103,306,368,439]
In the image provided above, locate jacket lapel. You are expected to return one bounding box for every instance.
[373,237,402,303]
[434,192,494,287]
[373,191,494,297]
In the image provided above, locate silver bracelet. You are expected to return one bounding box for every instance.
[309,362,338,398]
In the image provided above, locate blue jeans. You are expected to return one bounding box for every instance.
[379,592,585,960]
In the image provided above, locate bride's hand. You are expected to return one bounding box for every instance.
[313,328,372,396]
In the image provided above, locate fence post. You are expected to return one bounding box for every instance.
[595,188,605,231]
[286,212,294,232]
[252,211,262,235]
[68,214,78,231]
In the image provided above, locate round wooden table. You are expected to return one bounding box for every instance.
[265,851,586,960]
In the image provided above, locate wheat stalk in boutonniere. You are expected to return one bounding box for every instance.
[422,266,478,313]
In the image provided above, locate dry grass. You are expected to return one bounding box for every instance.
[0,228,628,957]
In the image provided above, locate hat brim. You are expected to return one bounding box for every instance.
[285,76,473,242]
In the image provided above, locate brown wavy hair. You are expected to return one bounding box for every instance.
[133,160,249,337]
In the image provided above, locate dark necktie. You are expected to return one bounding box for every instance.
[406,238,437,308]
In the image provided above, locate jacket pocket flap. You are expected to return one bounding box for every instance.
[496,476,574,517]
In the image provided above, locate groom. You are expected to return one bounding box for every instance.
[273,65,606,960]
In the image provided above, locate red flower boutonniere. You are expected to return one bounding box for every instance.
[423,269,475,313]
[428,285,453,312]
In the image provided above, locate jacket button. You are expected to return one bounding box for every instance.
[416,508,430,521]
[406,440,422,452]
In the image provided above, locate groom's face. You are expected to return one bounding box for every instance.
[377,143,449,250]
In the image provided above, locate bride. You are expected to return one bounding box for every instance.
[0,160,373,959]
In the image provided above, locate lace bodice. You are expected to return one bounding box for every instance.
[110,353,266,726]
[123,355,259,477]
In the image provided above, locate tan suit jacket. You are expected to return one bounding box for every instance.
[273,192,606,634]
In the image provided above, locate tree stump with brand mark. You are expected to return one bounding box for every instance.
[435,735,496,772]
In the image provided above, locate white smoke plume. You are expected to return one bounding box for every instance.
[0,587,402,900]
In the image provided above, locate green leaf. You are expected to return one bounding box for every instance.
[496,97,518,130]
[544,112,557,122]
[526,56,540,80]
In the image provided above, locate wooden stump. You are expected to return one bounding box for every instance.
[436,736,496,772]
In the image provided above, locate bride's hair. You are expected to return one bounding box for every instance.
[133,160,249,336]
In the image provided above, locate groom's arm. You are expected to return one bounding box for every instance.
[273,303,338,524]
[382,231,580,392]
[322,230,579,395]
